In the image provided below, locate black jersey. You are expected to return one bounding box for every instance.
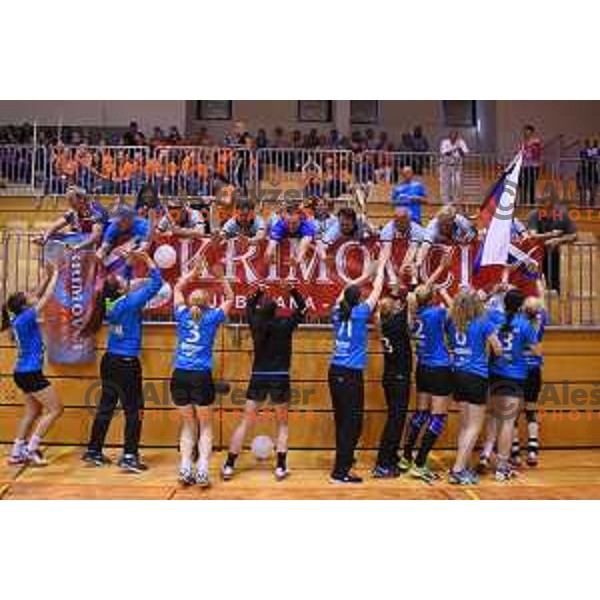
[247,288,306,375]
[380,309,412,380]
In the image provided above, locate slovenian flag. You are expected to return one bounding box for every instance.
[475,152,523,271]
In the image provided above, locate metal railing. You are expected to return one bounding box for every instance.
[1,231,598,327]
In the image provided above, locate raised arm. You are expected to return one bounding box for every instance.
[122,253,163,311]
[33,263,59,313]
[365,263,386,310]
[173,267,197,309]
[218,270,235,316]
[246,285,265,321]
[36,216,69,246]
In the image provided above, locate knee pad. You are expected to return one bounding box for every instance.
[428,413,448,436]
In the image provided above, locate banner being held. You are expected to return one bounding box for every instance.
[44,233,98,364]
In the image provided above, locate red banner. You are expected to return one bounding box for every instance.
[135,236,544,318]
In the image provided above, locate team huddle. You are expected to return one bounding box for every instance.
[1,185,548,487]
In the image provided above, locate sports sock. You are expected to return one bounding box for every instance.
[180,456,193,472]
[11,438,26,457]
[403,410,430,460]
[27,434,41,453]
[415,414,447,467]
[225,452,238,468]
[197,457,209,474]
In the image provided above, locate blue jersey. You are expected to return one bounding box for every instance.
[331,302,372,370]
[413,305,451,368]
[103,216,149,247]
[524,309,547,370]
[448,316,496,378]
[12,307,44,373]
[269,215,317,242]
[174,305,226,371]
[489,310,538,381]
[106,267,163,357]
[390,180,426,224]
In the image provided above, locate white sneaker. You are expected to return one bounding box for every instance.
[274,466,289,481]
[221,464,234,481]
[8,448,27,465]
[25,448,48,466]
[196,471,211,488]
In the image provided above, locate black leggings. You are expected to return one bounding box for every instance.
[377,375,410,468]
[328,365,364,476]
[88,353,144,456]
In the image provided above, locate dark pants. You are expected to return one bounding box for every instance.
[543,247,561,293]
[520,166,540,205]
[328,365,364,476]
[88,353,144,456]
[377,374,410,468]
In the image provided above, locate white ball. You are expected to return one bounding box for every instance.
[251,435,274,460]
[153,244,177,269]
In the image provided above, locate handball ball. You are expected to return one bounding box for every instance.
[251,435,274,461]
[153,244,177,269]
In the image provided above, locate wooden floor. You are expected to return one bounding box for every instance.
[2,445,600,499]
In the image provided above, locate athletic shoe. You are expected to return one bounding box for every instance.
[510,452,522,468]
[118,454,148,473]
[274,466,289,481]
[221,464,235,481]
[8,448,28,465]
[330,472,363,484]
[178,468,195,486]
[495,465,515,483]
[409,464,437,484]
[371,465,401,479]
[398,456,413,473]
[526,451,539,467]
[196,471,211,488]
[25,449,48,467]
[81,450,112,467]
[448,469,478,485]
[465,468,480,484]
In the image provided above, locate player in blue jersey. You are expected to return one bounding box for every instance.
[328,263,385,484]
[2,263,62,466]
[512,277,547,467]
[480,289,541,482]
[82,251,163,473]
[400,252,453,483]
[96,204,150,262]
[447,291,501,484]
[170,265,234,487]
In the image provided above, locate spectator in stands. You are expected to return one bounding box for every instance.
[272,127,287,148]
[439,131,469,203]
[376,131,389,151]
[157,197,208,237]
[168,126,182,144]
[123,121,139,146]
[256,129,268,149]
[219,198,266,243]
[519,125,543,205]
[378,207,432,280]
[305,129,319,149]
[390,165,429,224]
[265,203,317,265]
[526,195,577,293]
[35,186,108,250]
[411,126,430,175]
[97,205,150,261]
[318,207,375,255]
[306,196,337,238]
[426,205,476,245]
[328,129,341,149]
[577,138,599,206]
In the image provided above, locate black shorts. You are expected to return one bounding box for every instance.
[416,365,453,396]
[453,371,489,405]
[246,375,291,405]
[490,374,525,399]
[13,371,51,394]
[170,369,215,407]
[524,367,542,404]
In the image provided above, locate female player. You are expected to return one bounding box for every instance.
[82,251,163,472]
[170,265,234,487]
[222,281,307,482]
[2,262,63,466]
[329,263,385,484]
[481,289,540,482]
[372,285,412,479]
[512,277,547,467]
[447,291,501,484]
[400,253,453,483]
